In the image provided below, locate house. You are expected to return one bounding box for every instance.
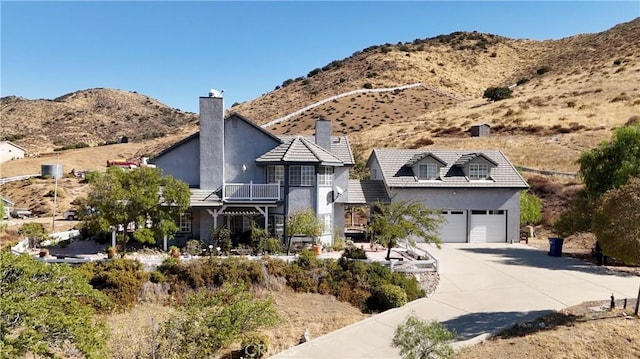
[152,90,354,246]
[470,123,490,137]
[0,141,26,163]
[366,148,529,243]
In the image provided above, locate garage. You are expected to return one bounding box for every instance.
[469,210,507,243]
[438,210,467,243]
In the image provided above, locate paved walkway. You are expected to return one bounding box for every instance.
[271,243,639,358]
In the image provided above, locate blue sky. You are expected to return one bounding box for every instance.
[2,1,638,113]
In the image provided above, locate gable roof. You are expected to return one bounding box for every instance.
[404,152,447,167]
[152,113,284,161]
[453,152,498,167]
[369,148,528,189]
[256,137,343,165]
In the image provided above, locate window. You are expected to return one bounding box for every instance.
[179,212,192,233]
[469,163,489,180]
[267,165,284,185]
[290,165,315,186]
[418,163,439,180]
[269,215,284,237]
[318,166,333,186]
[372,168,377,179]
[320,213,332,234]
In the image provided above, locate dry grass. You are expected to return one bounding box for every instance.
[101,290,366,358]
[458,306,640,359]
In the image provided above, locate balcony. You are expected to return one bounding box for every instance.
[223,182,280,201]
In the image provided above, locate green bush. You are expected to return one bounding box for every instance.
[372,284,408,310]
[79,259,149,310]
[483,86,513,102]
[258,237,283,254]
[185,239,204,256]
[342,246,367,259]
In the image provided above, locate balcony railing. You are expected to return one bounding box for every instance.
[223,182,280,201]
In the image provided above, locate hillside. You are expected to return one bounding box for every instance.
[231,17,639,171]
[0,88,198,154]
[1,18,639,222]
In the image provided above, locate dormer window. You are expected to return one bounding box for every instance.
[469,163,489,180]
[418,163,439,180]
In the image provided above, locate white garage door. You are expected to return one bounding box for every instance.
[469,210,506,243]
[439,210,467,243]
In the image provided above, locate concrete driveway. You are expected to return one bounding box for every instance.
[271,243,639,358]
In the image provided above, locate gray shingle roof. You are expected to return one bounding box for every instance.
[453,152,498,167]
[405,152,447,167]
[256,136,345,166]
[189,189,222,207]
[347,180,390,204]
[370,148,529,188]
[278,135,354,165]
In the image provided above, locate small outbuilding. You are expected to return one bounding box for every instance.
[470,123,491,137]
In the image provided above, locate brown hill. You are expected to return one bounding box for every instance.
[1,18,639,222]
[0,88,198,154]
[231,17,639,171]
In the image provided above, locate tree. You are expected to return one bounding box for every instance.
[391,314,455,359]
[577,125,640,198]
[592,177,640,315]
[483,86,512,101]
[592,177,640,265]
[0,252,110,358]
[520,190,542,225]
[159,285,278,358]
[368,201,443,260]
[556,125,640,236]
[18,222,49,248]
[85,166,190,250]
[286,208,323,254]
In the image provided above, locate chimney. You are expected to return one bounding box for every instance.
[199,89,224,190]
[315,118,332,152]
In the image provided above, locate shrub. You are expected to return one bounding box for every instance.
[185,239,204,256]
[342,246,367,259]
[363,83,373,89]
[516,78,529,85]
[258,237,283,254]
[483,86,513,102]
[79,259,149,310]
[371,284,408,310]
[536,66,551,75]
[307,68,321,77]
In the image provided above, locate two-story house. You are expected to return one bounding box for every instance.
[366,148,529,243]
[152,90,354,246]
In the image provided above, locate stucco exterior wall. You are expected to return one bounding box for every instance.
[224,117,280,184]
[153,137,200,186]
[389,187,521,242]
[288,187,315,214]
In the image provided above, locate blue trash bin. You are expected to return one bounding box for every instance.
[548,237,564,257]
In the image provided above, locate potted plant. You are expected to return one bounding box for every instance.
[312,239,323,255]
